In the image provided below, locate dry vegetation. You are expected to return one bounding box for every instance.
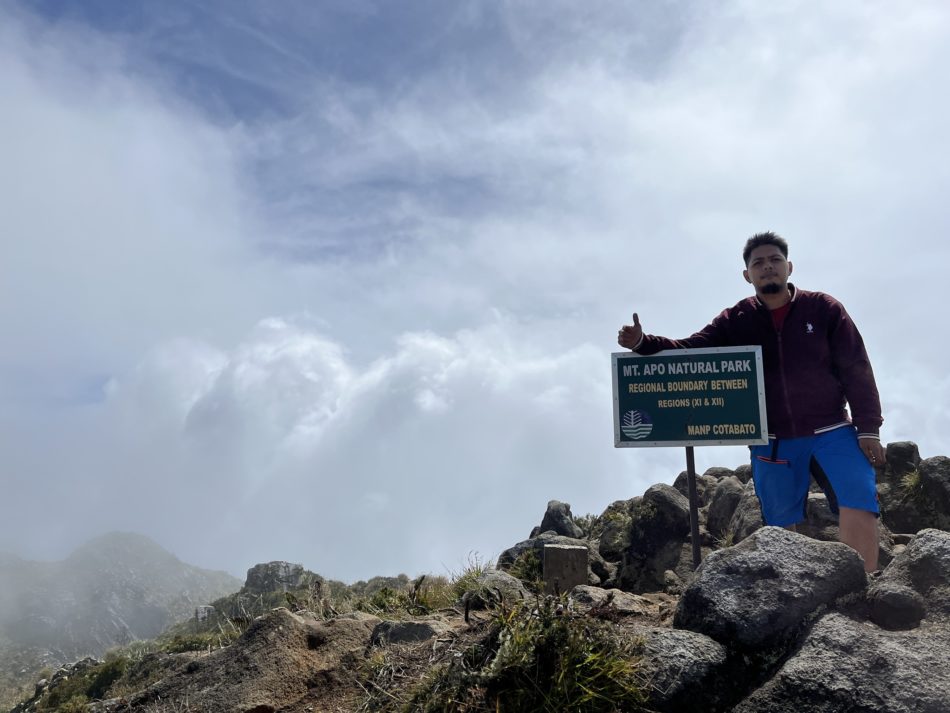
[9,554,651,713]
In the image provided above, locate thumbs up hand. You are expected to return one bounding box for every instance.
[618,313,643,350]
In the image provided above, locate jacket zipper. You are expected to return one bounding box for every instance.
[776,331,795,431]
[770,294,796,433]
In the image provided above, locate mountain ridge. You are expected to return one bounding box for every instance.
[0,530,240,708]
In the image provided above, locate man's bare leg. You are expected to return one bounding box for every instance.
[838,506,879,572]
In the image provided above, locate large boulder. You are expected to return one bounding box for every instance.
[774,493,895,567]
[880,528,950,615]
[879,454,950,534]
[880,441,922,490]
[732,612,950,713]
[617,484,692,593]
[597,497,638,561]
[673,527,867,651]
[531,500,584,539]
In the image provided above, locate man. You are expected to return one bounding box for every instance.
[617,232,885,571]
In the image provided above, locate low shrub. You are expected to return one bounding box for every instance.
[574,512,604,539]
[507,550,543,594]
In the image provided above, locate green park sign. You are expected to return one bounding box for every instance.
[612,346,767,448]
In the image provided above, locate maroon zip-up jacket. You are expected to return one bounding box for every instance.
[631,284,883,440]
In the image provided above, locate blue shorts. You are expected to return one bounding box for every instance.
[749,426,879,527]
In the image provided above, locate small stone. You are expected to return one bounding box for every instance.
[868,582,927,630]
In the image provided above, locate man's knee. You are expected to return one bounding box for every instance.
[838,506,878,523]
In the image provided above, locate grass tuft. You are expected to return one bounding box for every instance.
[450,553,490,603]
[900,469,923,497]
[402,595,647,712]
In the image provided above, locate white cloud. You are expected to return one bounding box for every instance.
[32,317,645,580]
[2,1,949,581]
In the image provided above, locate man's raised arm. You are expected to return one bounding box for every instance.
[617,310,730,354]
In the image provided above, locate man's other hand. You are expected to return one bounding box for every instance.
[859,438,886,467]
[618,313,643,350]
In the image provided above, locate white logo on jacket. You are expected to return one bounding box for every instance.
[806,322,814,334]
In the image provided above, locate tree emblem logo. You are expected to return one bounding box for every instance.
[622,410,653,440]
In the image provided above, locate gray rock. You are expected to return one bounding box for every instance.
[732,612,950,713]
[597,560,618,588]
[881,455,950,534]
[570,585,658,617]
[920,456,950,528]
[618,484,692,593]
[800,492,838,538]
[536,500,585,539]
[597,498,638,561]
[868,582,927,630]
[727,479,764,543]
[673,471,719,507]
[671,541,714,584]
[461,570,530,613]
[703,466,738,480]
[243,562,318,594]
[633,626,731,713]
[881,441,922,489]
[734,463,752,484]
[673,527,867,650]
[706,476,744,539]
[638,483,691,534]
[370,618,453,646]
[878,481,922,535]
[881,528,950,615]
[791,494,895,567]
[663,569,685,595]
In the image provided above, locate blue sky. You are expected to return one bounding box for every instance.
[2,1,949,582]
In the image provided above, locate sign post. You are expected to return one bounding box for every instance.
[612,346,768,568]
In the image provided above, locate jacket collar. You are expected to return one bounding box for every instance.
[754,282,797,308]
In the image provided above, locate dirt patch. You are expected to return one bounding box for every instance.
[82,593,681,712]
[123,609,381,713]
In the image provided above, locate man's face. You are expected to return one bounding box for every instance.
[743,244,792,295]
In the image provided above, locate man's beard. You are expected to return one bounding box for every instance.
[760,282,784,295]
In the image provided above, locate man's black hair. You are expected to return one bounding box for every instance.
[743,231,789,265]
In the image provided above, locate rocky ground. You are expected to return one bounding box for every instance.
[8,441,950,712]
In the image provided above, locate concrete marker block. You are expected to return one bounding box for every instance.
[543,544,588,596]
